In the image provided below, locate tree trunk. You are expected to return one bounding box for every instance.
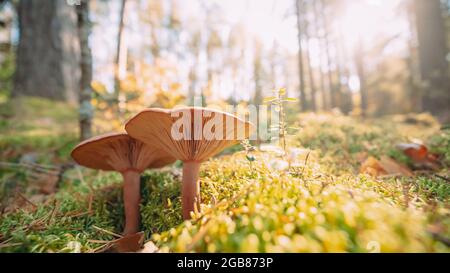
[296,0,308,112]
[333,41,344,113]
[355,39,368,116]
[336,27,353,114]
[114,0,128,100]
[76,0,93,141]
[414,0,450,121]
[253,41,263,106]
[406,2,421,112]
[13,0,80,103]
[304,21,317,112]
[313,0,328,110]
[320,0,336,110]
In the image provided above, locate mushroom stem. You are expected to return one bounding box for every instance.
[121,170,141,235]
[182,161,201,219]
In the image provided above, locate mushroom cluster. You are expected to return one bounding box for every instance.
[71,107,253,237]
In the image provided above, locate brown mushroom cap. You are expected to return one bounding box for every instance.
[125,107,254,162]
[71,132,176,172]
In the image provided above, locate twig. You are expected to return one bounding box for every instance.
[87,193,93,212]
[300,151,311,176]
[87,239,116,244]
[92,243,113,253]
[46,200,59,225]
[65,210,92,218]
[0,161,59,170]
[434,174,450,183]
[0,237,13,247]
[0,242,22,249]
[15,192,37,209]
[0,162,60,175]
[92,225,123,238]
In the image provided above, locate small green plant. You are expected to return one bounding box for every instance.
[263,88,299,160]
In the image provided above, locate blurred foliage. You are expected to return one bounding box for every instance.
[90,59,187,131]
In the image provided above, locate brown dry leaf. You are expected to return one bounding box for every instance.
[397,143,441,170]
[379,156,414,177]
[109,232,145,253]
[360,156,387,176]
[360,156,413,177]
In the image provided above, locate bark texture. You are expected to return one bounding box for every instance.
[296,0,308,111]
[76,0,93,141]
[14,0,80,103]
[414,0,450,121]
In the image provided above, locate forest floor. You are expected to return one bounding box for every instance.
[0,97,449,253]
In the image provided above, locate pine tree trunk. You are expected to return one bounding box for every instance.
[320,0,336,110]
[355,39,368,116]
[333,41,344,113]
[414,0,450,121]
[405,2,421,113]
[76,0,93,141]
[336,27,353,114]
[313,0,328,110]
[304,25,317,112]
[296,0,308,112]
[13,0,80,103]
[114,0,128,101]
[253,42,263,106]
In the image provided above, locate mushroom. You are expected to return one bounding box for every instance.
[71,133,176,235]
[125,107,253,219]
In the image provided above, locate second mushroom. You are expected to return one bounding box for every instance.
[125,107,253,219]
[71,133,175,235]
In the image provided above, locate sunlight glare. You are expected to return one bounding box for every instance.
[339,0,403,49]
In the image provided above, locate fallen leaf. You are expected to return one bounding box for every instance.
[379,156,413,177]
[360,156,413,177]
[360,156,387,176]
[396,143,441,170]
[109,232,144,253]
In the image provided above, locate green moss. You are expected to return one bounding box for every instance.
[152,153,448,253]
